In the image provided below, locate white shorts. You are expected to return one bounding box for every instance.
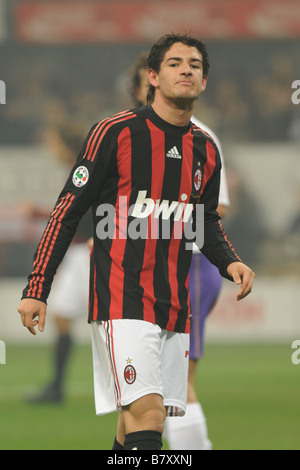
[91,320,190,417]
[48,243,90,319]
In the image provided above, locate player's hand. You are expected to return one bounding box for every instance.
[17,299,47,335]
[227,262,255,301]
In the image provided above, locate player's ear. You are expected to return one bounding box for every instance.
[201,76,208,92]
[148,69,159,88]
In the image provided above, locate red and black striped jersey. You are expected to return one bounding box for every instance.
[22,106,240,333]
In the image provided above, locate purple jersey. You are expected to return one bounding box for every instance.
[189,253,222,359]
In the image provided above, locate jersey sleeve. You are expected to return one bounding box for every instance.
[21,121,117,303]
[197,146,241,280]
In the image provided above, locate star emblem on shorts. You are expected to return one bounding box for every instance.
[126,358,132,364]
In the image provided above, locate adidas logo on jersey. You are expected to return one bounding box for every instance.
[166,146,182,159]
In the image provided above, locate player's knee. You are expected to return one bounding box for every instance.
[137,398,166,432]
[125,394,166,433]
[142,405,166,433]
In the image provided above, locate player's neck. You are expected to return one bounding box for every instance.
[151,95,195,127]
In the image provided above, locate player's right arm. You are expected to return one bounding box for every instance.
[18,298,47,336]
[18,119,119,334]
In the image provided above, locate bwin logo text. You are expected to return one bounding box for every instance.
[0,80,6,104]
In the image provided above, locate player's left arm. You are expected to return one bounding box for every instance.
[227,261,255,301]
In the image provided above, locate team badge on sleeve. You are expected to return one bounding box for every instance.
[72,166,89,188]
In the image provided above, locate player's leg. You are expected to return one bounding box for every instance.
[91,320,188,450]
[122,394,166,449]
[121,327,189,450]
[112,395,166,450]
[113,395,165,450]
[112,413,125,450]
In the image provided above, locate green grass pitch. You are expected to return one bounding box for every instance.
[0,342,299,450]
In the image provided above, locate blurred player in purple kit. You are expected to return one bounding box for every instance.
[129,53,229,450]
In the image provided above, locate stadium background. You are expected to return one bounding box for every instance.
[0,0,299,450]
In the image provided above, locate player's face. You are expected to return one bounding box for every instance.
[149,42,207,105]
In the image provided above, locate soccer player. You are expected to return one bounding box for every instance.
[18,34,254,450]
[128,52,229,450]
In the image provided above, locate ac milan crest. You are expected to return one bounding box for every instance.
[124,364,136,384]
[193,169,202,191]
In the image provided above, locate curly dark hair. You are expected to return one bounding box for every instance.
[146,33,210,105]
[128,52,149,107]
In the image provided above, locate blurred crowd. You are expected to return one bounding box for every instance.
[1,41,299,145]
[193,51,299,144]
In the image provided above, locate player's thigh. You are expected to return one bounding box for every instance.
[91,320,164,415]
